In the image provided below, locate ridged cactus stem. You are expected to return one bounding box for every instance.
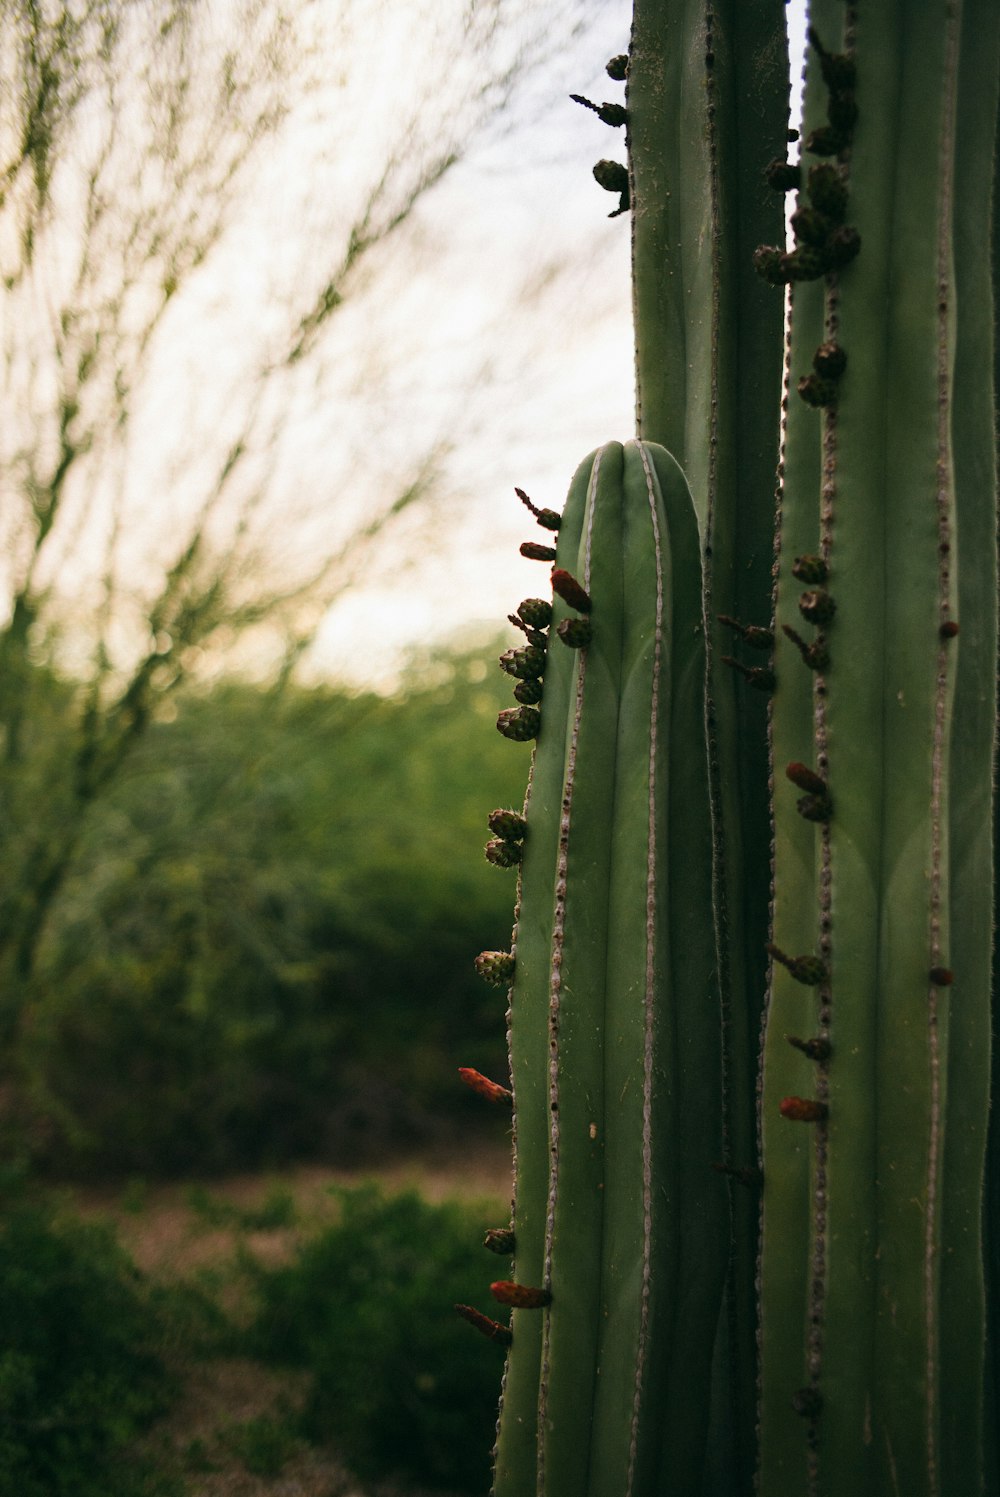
[627,4,787,1480]
[491,442,727,1496]
[759,4,999,1493]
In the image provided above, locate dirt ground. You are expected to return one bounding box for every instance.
[73,1139,512,1497]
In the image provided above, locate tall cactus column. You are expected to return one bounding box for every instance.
[627,3,787,1484]
[758,4,999,1494]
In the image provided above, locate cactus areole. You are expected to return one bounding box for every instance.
[460,4,1000,1495]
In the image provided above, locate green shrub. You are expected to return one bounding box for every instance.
[244,1183,508,1494]
[0,1197,176,1495]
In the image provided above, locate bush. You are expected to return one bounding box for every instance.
[0,1197,175,1496]
[244,1183,508,1494]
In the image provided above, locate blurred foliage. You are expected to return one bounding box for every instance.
[1,642,526,1177]
[0,1193,178,1496]
[242,1182,509,1494]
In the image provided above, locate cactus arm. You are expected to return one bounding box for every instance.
[492,441,727,1496]
[759,3,999,1493]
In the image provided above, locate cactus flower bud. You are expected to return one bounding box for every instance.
[767,944,828,986]
[807,26,857,92]
[827,91,859,135]
[792,553,828,584]
[790,204,833,247]
[556,617,592,648]
[455,1303,512,1345]
[484,1227,516,1255]
[570,94,628,128]
[782,624,830,671]
[497,706,541,741]
[551,568,592,613]
[753,245,788,284]
[605,53,628,80]
[787,1034,832,1062]
[474,951,515,986]
[764,158,801,192]
[514,487,561,531]
[721,656,776,692]
[797,373,839,407]
[485,837,522,868]
[513,678,544,705]
[490,1280,551,1309]
[785,244,832,282]
[458,1066,513,1103]
[798,589,837,624]
[779,1096,828,1123]
[517,597,553,630]
[940,620,959,639]
[826,224,861,268]
[796,792,833,823]
[498,645,546,680]
[785,762,827,796]
[520,541,558,562]
[806,162,848,220]
[812,341,847,379]
[803,124,847,157]
[488,809,527,841]
[592,158,628,194]
[718,615,774,650]
[930,967,954,986]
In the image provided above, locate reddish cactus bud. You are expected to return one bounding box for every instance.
[459,1067,513,1104]
[484,1227,516,1255]
[556,616,592,648]
[782,624,830,671]
[551,568,592,613]
[798,589,837,624]
[807,162,848,220]
[930,966,954,986]
[787,1034,832,1062]
[513,677,544,705]
[490,1280,551,1309]
[718,615,774,650]
[792,553,828,584]
[497,706,541,741]
[780,1096,828,1123]
[767,944,828,986]
[786,762,827,796]
[520,541,558,562]
[828,91,859,135]
[488,809,527,841]
[507,614,547,648]
[606,53,627,80]
[940,619,959,639]
[454,1303,512,1345]
[813,341,847,379]
[485,837,522,868]
[764,158,801,192]
[514,487,561,531]
[517,597,553,630]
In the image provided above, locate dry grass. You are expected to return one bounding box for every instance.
[73,1140,511,1497]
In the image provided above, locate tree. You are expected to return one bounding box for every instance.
[0,0,600,994]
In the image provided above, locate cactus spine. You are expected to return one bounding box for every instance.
[465,2,1000,1493]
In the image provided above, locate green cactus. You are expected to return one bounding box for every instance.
[462,2,1000,1493]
